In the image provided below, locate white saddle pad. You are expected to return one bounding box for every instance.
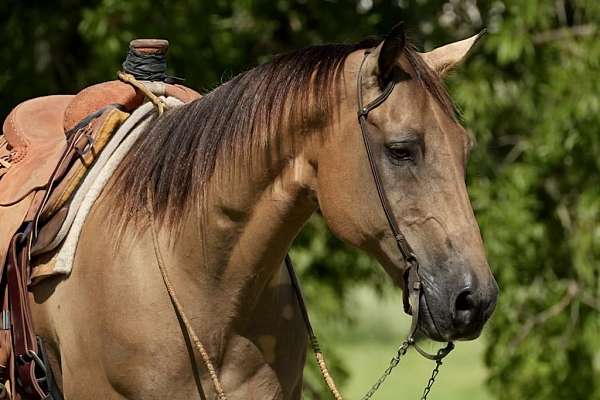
[33,97,183,278]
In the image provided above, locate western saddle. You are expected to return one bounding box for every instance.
[0,39,200,399]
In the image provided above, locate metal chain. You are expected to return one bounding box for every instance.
[420,359,443,400]
[360,341,449,400]
[360,340,411,400]
[286,254,452,400]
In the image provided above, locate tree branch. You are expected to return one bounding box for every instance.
[580,294,600,312]
[510,281,578,349]
[533,24,597,45]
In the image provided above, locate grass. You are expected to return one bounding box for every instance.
[331,287,493,400]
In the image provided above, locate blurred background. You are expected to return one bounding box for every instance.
[2,0,599,399]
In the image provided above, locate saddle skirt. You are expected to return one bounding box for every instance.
[0,95,72,206]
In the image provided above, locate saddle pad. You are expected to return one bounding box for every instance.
[31,100,159,257]
[40,108,130,221]
[31,97,184,282]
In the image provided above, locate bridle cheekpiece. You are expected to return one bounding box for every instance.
[356,49,454,361]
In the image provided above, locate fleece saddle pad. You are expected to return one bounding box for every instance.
[31,97,184,282]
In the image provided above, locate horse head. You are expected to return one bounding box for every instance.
[315,24,498,341]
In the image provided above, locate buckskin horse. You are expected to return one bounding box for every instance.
[22,23,499,399]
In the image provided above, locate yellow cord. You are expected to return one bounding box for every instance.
[149,217,227,400]
[310,336,343,400]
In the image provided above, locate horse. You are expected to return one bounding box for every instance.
[30,24,498,399]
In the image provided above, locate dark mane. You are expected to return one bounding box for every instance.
[111,38,455,230]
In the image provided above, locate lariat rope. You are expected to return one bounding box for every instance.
[149,214,227,400]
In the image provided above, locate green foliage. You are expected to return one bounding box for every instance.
[456,1,600,398]
[2,1,599,399]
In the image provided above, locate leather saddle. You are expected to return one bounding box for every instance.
[0,80,199,206]
[0,80,200,264]
[0,39,200,399]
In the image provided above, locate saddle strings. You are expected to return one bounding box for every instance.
[117,71,168,115]
[0,137,12,170]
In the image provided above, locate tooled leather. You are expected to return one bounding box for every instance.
[7,102,29,149]
[0,96,72,206]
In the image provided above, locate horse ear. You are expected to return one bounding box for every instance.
[420,30,486,77]
[377,22,406,87]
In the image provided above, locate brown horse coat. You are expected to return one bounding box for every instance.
[30,29,497,399]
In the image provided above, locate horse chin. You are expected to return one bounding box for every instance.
[416,293,450,342]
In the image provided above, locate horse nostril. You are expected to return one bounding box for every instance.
[455,289,475,311]
[450,280,497,339]
[453,288,479,331]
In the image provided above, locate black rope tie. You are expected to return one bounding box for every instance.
[122,48,184,84]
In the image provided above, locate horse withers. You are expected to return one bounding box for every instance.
[30,24,498,399]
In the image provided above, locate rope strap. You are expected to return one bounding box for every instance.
[315,349,343,400]
[149,216,227,400]
[284,256,344,399]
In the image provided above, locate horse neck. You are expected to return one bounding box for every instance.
[159,123,323,322]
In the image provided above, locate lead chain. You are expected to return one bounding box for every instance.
[360,340,411,400]
[420,358,443,400]
[360,342,448,400]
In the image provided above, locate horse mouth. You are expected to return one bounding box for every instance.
[416,292,449,342]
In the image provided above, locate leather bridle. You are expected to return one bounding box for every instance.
[356,49,454,360]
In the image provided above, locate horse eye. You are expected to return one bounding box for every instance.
[386,143,416,163]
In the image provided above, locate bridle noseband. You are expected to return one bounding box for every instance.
[356,49,454,360]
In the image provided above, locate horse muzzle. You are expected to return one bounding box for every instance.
[414,269,499,342]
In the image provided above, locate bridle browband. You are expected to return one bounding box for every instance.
[356,49,454,360]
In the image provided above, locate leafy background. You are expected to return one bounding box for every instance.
[2,0,599,399]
